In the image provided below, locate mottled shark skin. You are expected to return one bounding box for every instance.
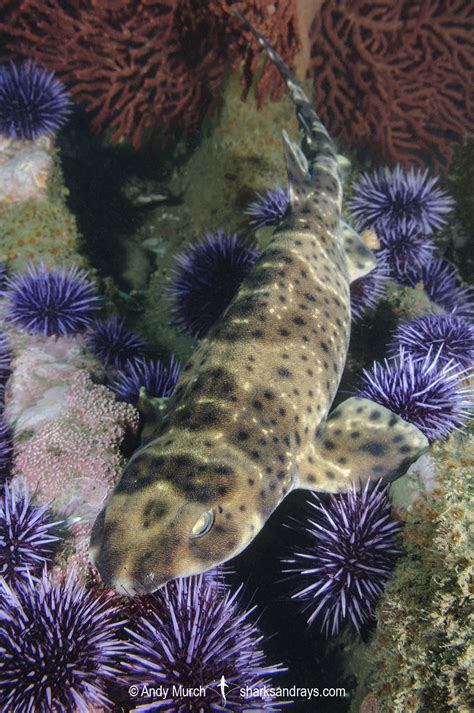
[90,13,428,595]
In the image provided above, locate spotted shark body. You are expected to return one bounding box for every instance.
[90,13,428,594]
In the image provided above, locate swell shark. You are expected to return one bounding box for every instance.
[90,12,428,594]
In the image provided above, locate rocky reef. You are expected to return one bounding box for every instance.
[351,429,473,713]
[0,135,82,271]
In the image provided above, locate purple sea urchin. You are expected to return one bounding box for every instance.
[86,315,146,370]
[357,348,473,441]
[246,184,290,228]
[0,419,14,487]
[0,571,126,712]
[404,257,473,318]
[0,61,70,140]
[349,165,454,235]
[4,263,100,337]
[169,231,261,339]
[112,355,180,405]
[377,225,435,281]
[286,482,401,637]
[124,575,284,711]
[0,482,59,587]
[391,314,474,370]
[350,261,390,321]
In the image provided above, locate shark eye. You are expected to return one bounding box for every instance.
[190,510,214,539]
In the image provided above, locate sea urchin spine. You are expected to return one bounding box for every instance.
[286,481,401,637]
[0,60,70,140]
[0,571,127,713]
[357,348,473,441]
[4,263,101,337]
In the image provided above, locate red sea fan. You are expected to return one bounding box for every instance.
[309,0,474,170]
[208,0,300,106]
[1,0,300,149]
[1,0,227,149]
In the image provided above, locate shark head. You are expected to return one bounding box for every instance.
[89,442,268,594]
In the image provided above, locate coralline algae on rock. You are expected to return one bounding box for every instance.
[13,370,138,520]
[0,136,53,203]
[352,431,474,713]
[0,134,82,270]
[4,332,101,432]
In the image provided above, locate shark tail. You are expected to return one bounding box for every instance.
[232,7,339,178]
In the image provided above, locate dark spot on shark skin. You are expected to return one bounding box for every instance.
[143,500,168,528]
[372,465,385,475]
[360,441,386,457]
[115,472,156,494]
[324,439,335,450]
[214,465,233,475]
[399,445,412,453]
[245,267,280,288]
[388,415,399,427]
[174,455,193,468]
[277,367,291,378]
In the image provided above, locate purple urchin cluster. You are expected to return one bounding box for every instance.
[286,481,401,637]
[0,571,127,713]
[349,165,454,235]
[391,314,474,370]
[124,574,284,711]
[0,482,59,587]
[169,231,261,339]
[0,419,13,487]
[350,261,390,321]
[3,264,101,337]
[404,257,474,318]
[246,184,290,229]
[86,315,147,370]
[112,355,180,405]
[357,348,473,441]
[376,225,435,282]
[0,60,70,140]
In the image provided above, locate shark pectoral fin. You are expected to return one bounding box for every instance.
[341,222,377,282]
[137,387,169,443]
[298,396,429,492]
[282,129,310,202]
